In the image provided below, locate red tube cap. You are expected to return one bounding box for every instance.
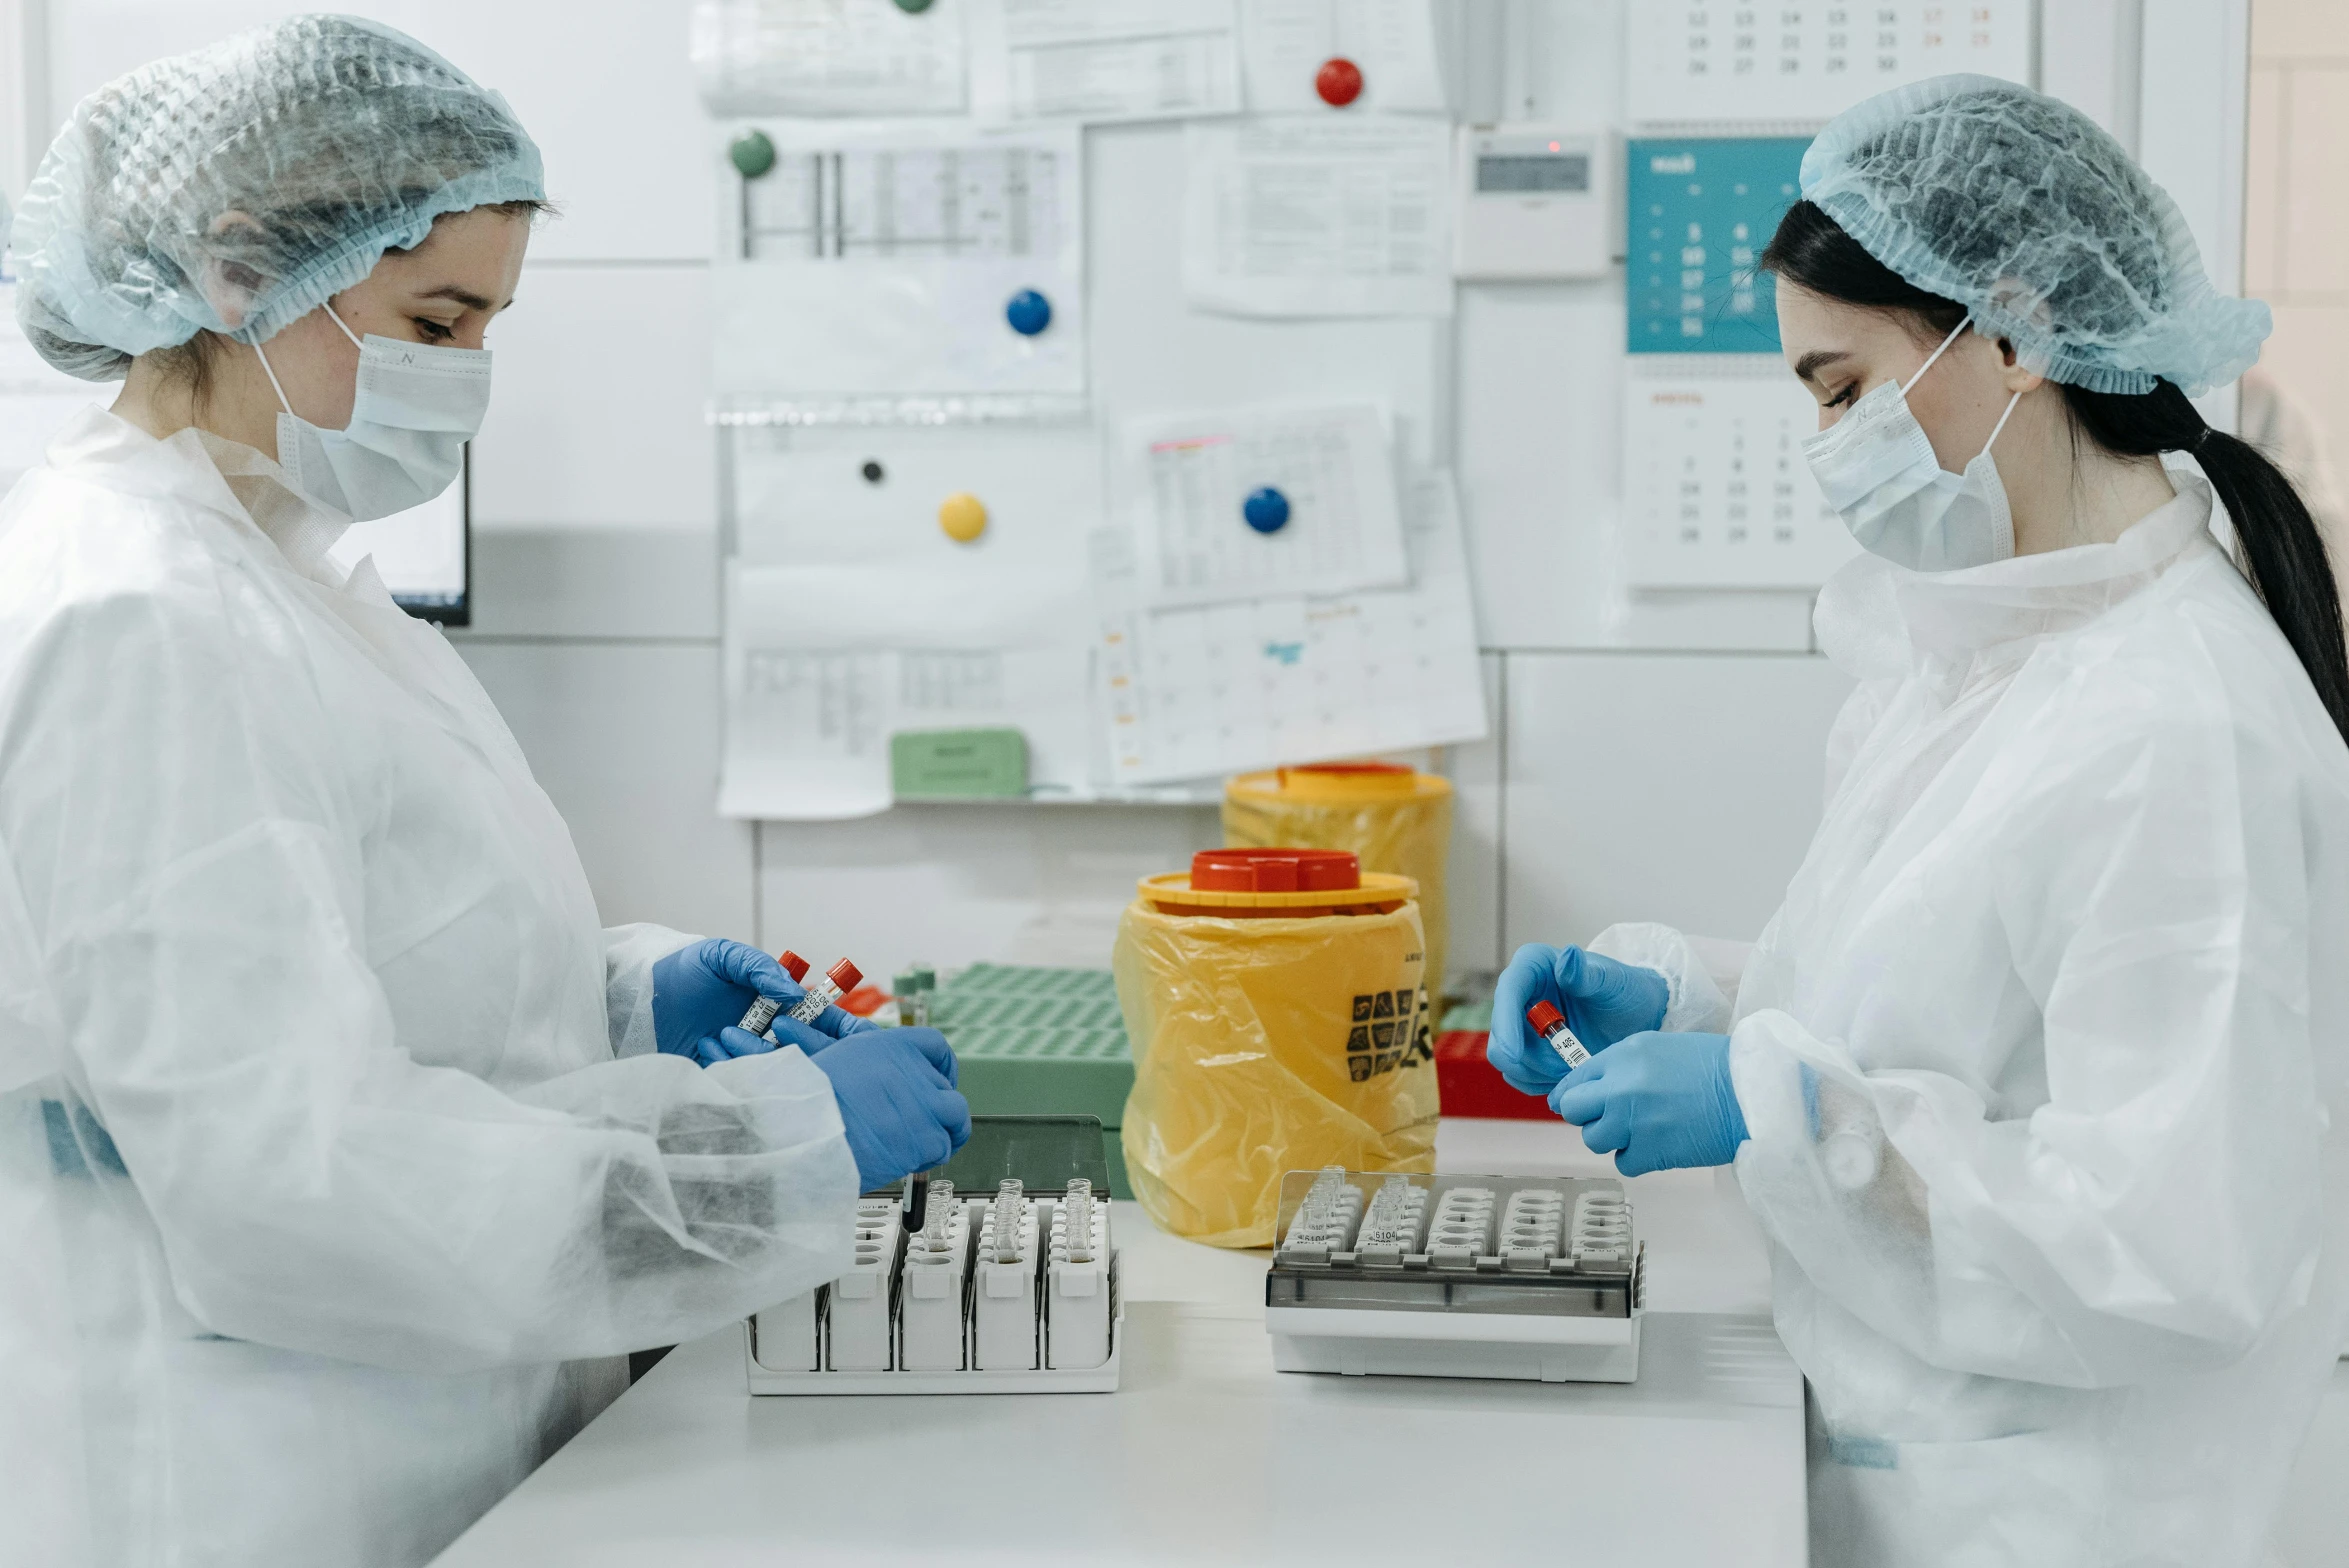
[1527,1001,1566,1035]
[826,958,863,991]
[1316,55,1363,106]
[1190,847,1360,892]
[778,950,811,983]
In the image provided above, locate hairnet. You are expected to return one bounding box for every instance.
[10,14,545,382]
[1801,74,2268,397]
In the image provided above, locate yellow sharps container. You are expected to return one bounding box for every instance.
[1115,848,1440,1248]
[1223,762,1456,998]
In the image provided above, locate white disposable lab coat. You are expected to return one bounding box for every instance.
[1596,477,2349,1568]
[0,409,859,1567]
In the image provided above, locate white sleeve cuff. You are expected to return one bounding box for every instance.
[1586,921,1736,1034]
[603,922,699,1058]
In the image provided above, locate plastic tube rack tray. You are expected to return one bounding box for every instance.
[745,1178,1121,1394]
[1265,1168,1645,1383]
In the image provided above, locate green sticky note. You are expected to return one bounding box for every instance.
[890,728,1027,799]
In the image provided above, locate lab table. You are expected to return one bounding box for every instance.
[431,1121,1805,1567]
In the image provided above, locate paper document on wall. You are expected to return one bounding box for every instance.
[1625,1,2031,125]
[968,0,1241,125]
[721,562,1095,818]
[1238,0,1445,114]
[1621,364,1860,590]
[1183,117,1454,317]
[1126,403,1406,609]
[0,277,105,493]
[1099,471,1485,785]
[714,121,1084,399]
[690,0,968,115]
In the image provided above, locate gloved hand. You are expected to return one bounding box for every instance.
[795,1028,973,1192]
[1550,1031,1748,1178]
[651,939,807,1067]
[1487,943,1671,1096]
[768,1010,957,1089]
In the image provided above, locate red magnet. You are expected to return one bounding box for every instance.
[1315,56,1363,107]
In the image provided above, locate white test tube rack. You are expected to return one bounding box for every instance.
[744,1183,1121,1395]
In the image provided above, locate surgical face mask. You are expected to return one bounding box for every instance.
[1801,316,2025,572]
[252,303,490,522]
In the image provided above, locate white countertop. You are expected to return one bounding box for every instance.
[432,1120,1804,1567]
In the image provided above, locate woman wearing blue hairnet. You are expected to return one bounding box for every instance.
[1491,76,2349,1567]
[0,18,967,1567]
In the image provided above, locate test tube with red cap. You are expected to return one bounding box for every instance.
[1525,1001,1592,1070]
[788,958,863,1024]
[736,950,811,1036]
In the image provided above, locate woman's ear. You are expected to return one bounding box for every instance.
[196,211,270,329]
[1995,337,2047,396]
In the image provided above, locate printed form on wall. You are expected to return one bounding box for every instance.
[713,120,1084,400]
[1099,472,1486,786]
[967,0,1242,125]
[690,0,969,116]
[721,564,1095,818]
[1124,403,1408,609]
[1182,116,1455,318]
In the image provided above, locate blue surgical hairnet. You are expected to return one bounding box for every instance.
[1801,74,2268,397]
[11,14,546,382]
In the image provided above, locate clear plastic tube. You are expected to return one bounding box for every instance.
[736,950,811,1035]
[1525,1001,1591,1069]
[787,958,862,1024]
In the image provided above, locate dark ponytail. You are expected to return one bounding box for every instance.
[1762,200,2349,745]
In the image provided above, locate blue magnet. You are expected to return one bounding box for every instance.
[1005,289,1053,336]
[1243,486,1291,534]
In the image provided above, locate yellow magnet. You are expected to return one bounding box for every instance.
[938,492,988,543]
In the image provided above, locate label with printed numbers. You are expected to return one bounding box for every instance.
[1622,370,1861,590]
[1627,3,2032,126]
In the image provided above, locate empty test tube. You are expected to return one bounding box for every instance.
[789,958,863,1024]
[736,950,811,1036]
[992,1179,1026,1262]
[1351,1175,1426,1264]
[1525,1000,1591,1069]
[1059,1178,1095,1261]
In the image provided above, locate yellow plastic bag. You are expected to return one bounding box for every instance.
[1114,851,1440,1248]
[1223,763,1455,996]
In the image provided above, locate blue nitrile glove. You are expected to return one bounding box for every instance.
[765,1003,892,1057]
[790,1027,973,1192]
[1550,1031,1747,1178]
[1487,943,1672,1096]
[652,939,808,1067]
[768,1010,958,1089]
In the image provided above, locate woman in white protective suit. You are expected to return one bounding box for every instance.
[0,19,970,1568]
[1488,76,2349,1568]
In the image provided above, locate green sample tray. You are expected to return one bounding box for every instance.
[930,964,1133,1197]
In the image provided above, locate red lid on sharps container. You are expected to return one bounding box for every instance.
[1189,847,1360,893]
[778,950,811,983]
[826,959,863,991]
[1527,1001,1566,1035]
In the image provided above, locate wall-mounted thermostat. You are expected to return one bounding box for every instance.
[1453,125,1616,281]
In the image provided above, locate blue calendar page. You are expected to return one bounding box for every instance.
[1626,137,1811,356]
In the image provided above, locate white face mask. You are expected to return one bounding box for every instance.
[1801,316,2025,572]
[252,303,490,522]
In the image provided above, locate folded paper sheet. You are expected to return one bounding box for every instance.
[1099,471,1486,785]
[1182,116,1455,318]
[968,0,1242,126]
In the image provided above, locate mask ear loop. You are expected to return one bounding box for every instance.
[1979,387,2025,460]
[250,302,367,423]
[1899,315,1975,397]
[250,338,296,418]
